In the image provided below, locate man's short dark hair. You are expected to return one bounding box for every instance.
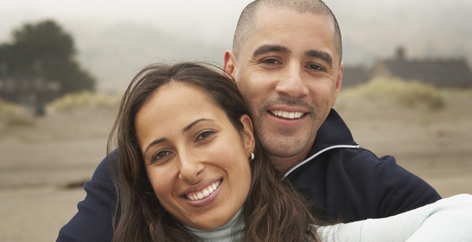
[233,0,343,65]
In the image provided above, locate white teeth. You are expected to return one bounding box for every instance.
[271,110,304,119]
[186,181,220,201]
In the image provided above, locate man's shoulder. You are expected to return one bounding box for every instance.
[292,145,394,178]
[333,146,397,171]
[90,149,118,182]
[288,146,441,221]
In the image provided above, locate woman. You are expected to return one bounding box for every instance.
[108,62,472,242]
[108,62,320,242]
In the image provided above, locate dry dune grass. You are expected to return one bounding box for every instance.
[0,98,18,117]
[339,77,444,110]
[0,99,36,128]
[47,91,123,111]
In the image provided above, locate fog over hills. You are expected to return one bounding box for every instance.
[66,21,227,91]
[331,0,472,65]
[1,0,471,91]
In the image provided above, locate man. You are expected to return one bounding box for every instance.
[57,0,440,241]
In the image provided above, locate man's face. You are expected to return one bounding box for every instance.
[224,7,343,172]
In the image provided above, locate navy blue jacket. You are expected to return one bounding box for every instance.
[56,109,441,241]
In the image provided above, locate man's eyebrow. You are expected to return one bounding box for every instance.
[305,50,333,67]
[253,44,291,57]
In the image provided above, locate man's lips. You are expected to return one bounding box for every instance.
[185,180,221,201]
[268,110,306,119]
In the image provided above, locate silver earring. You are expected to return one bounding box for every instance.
[250,152,255,161]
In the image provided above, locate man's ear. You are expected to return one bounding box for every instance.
[332,61,344,106]
[223,50,237,77]
[239,114,255,152]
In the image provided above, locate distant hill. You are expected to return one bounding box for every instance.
[329,0,472,65]
[68,22,228,91]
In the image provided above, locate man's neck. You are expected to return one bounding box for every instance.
[269,146,312,175]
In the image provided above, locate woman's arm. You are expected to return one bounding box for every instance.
[317,194,472,242]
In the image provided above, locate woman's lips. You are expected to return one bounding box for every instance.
[185,180,221,201]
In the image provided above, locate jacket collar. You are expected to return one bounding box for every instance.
[283,109,359,178]
[309,108,358,156]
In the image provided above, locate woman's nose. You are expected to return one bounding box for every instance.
[178,152,205,183]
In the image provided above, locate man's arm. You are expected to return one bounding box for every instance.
[371,154,441,218]
[287,147,441,222]
[56,151,117,242]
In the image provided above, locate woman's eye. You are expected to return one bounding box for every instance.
[196,131,214,141]
[152,150,171,162]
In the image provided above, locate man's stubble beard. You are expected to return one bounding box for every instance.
[253,101,317,159]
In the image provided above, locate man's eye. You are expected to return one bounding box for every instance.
[308,64,325,71]
[261,58,280,65]
[196,131,215,141]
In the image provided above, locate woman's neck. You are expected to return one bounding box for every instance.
[184,209,245,242]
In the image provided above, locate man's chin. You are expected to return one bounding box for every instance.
[263,139,309,159]
[255,120,315,158]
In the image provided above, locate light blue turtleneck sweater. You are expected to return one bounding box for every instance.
[184,209,245,242]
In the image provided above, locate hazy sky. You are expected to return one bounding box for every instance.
[0,0,435,42]
[2,0,471,46]
[1,0,471,64]
[1,0,253,44]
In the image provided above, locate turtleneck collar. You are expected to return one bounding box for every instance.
[184,209,245,242]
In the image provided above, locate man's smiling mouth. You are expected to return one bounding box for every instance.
[269,110,305,119]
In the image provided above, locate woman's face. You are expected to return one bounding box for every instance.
[135,82,254,231]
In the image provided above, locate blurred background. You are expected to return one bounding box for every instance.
[1,0,471,241]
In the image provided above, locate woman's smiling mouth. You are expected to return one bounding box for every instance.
[185,180,221,201]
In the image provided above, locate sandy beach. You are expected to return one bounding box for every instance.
[1,94,471,242]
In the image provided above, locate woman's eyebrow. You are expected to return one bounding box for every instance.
[144,138,168,158]
[182,118,213,133]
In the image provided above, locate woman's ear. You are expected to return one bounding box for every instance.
[239,114,255,152]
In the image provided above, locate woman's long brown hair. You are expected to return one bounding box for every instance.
[107,62,321,242]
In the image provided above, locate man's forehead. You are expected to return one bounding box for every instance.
[240,7,337,60]
[254,7,330,35]
[255,5,333,25]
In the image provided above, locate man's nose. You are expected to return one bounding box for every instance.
[275,64,309,98]
[178,152,205,183]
